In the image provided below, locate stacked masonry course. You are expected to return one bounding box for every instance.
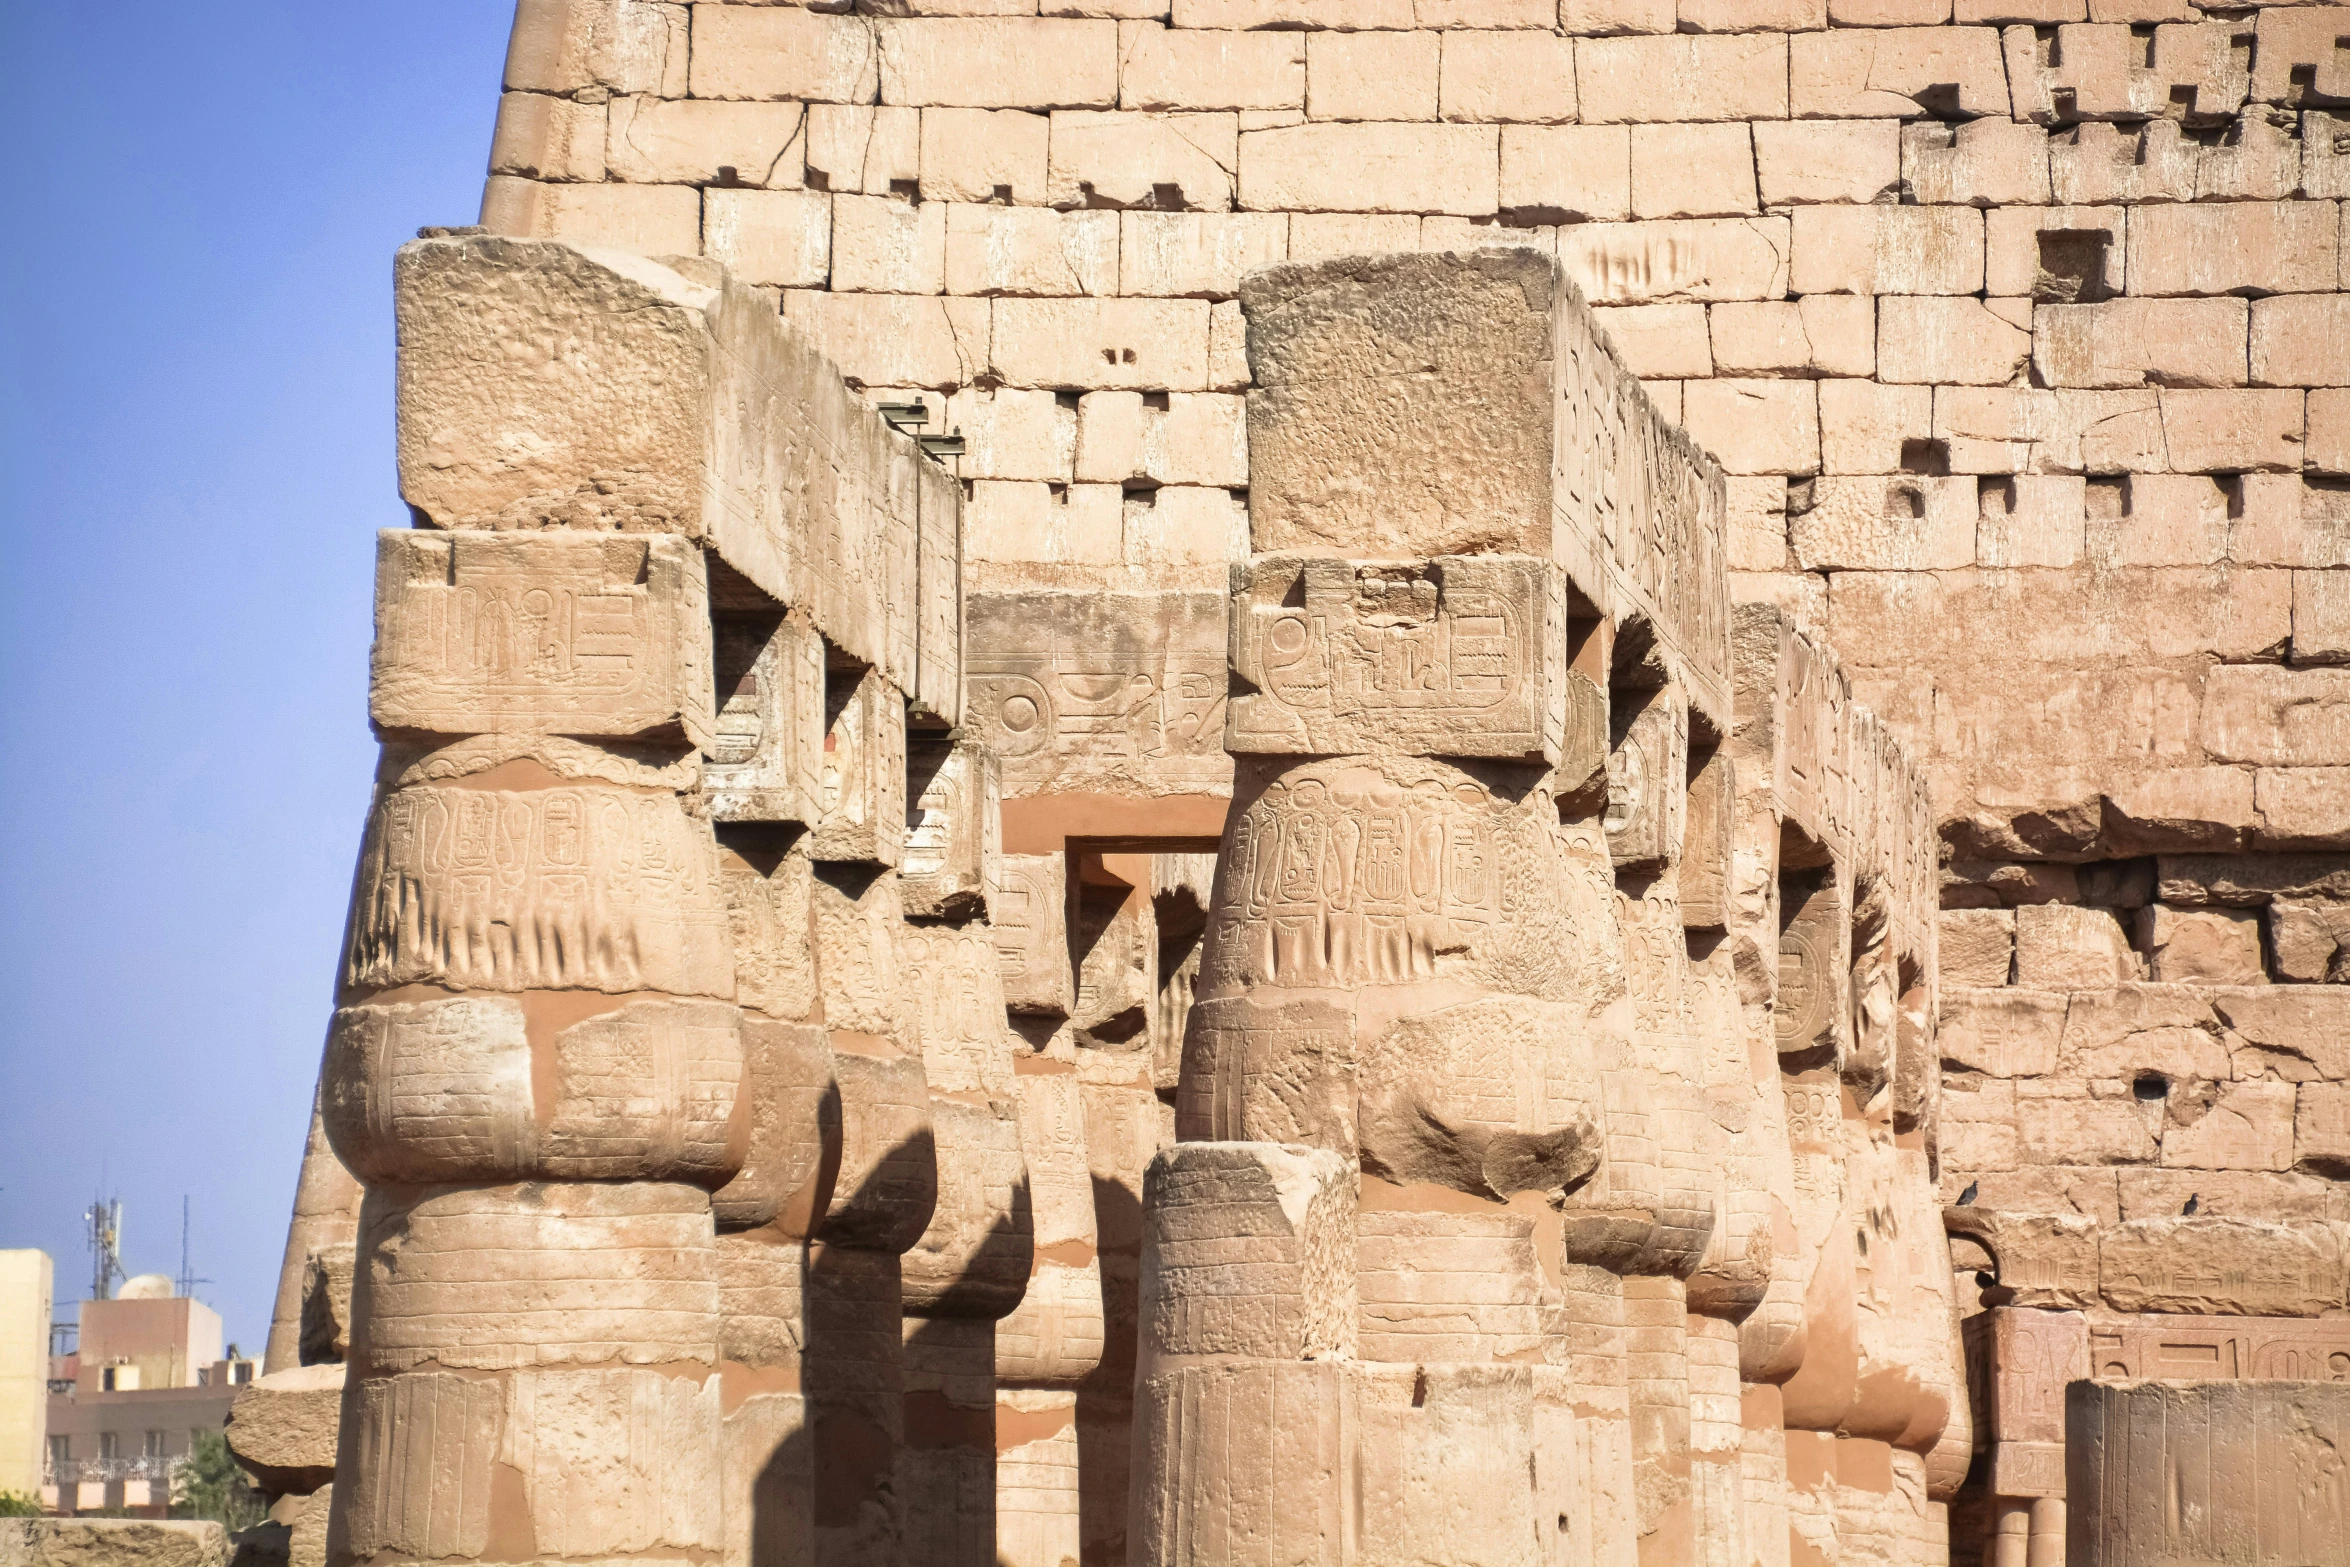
[220,2,2350,1564]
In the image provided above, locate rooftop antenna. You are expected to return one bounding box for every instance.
[175,1197,209,1301]
[84,1194,124,1303]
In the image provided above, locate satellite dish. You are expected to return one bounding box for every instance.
[117,1273,174,1300]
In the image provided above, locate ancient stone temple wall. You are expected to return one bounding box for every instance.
[230,2,2350,1555]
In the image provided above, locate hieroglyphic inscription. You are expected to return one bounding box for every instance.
[541,999,744,1184]
[1228,556,1566,762]
[1175,994,1356,1150]
[806,661,907,867]
[706,609,825,827]
[2085,1311,2350,1383]
[345,782,735,998]
[1605,690,1688,871]
[324,997,534,1183]
[993,854,1072,1017]
[1200,761,1587,998]
[902,738,1001,921]
[372,530,715,744]
[965,592,1230,797]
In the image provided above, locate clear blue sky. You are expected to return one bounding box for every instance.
[0,4,516,1351]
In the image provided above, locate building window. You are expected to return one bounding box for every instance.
[144,1431,166,1458]
[98,1432,119,1460]
[47,1435,68,1471]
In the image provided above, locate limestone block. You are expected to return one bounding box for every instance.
[874,18,1116,109]
[1498,125,1630,225]
[940,205,1114,298]
[503,0,682,98]
[1227,555,1567,763]
[1789,476,1977,570]
[688,6,878,102]
[1579,33,1790,123]
[488,91,607,184]
[2099,1216,2348,1316]
[721,845,817,1025]
[991,296,1210,390]
[2069,1379,2350,1566]
[1560,216,1793,304]
[716,1226,805,1369]
[2159,1075,2294,1172]
[805,103,920,198]
[1902,118,2050,206]
[807,662,906,867]
[370,528,715,744]
[900,924,1019,1102]
[994,854,1073,1017]
[2298,1081,2350,1175]
[397,236,933,688]
[1681,747,1735,929]
[1630,123,1758,220]
[1437,28,1576,123]
[2129,201,2339,298]
[830,193,946,296]
[1304,29,1438,122]
[702,188,830,290]
[1709,297,1874,379]
[901,739,1000,922]
[2270,899,2350,983]
[2079,1309,2350,1382]
[1789,25,2008,117]
[918,108,1049,206]
[1136,1142,1354,1365]
[1754,119,1902,205]
[2005,20,2251,125]
[707,607,824,830]
[226,1364,344,1496]
[2250,5,2350,106]
[903,1096,1031,1318]
[1045,110,1239,212]
[2014,903,2138,989]
[1791,204,1982,296]
[964,591,1231,799]
[1606,689,1688,871]
[944,387,1076,482]
[265,1097,363,1374]
[480,175,704,258]
[821,1040,939,1254]
[2296,570,2350,668]
[2136,903,2265,984]
[1942,1207,2101,1309]
[1984,203,2125,301]
[1075,392,1247,488]
[1123,25,1303,112]
[1590,304,1709,383]
[2034,297,2248,391]
[1117,213,1285,302]
[1681,379,1821,476]
[605,96,803,188]
[2249,294,2350,390]
[1820,380,1932,474]
[1236,122,1498,215]
[2046,119,2196,205]
[354,1181,718,1373]
[1128,1358,1355,1567]
[1941,910,2016,987]
[711,1018,833,1233]
[1878,295,2032,386]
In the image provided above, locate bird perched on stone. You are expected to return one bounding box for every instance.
[2183,1193,2199,1216]
[1956,1181,1978,1206]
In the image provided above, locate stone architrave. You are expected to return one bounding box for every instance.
[903,737,1001,921]
[1227,555,1568,763]
[371,529,716,746]
[706,606,826,828]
